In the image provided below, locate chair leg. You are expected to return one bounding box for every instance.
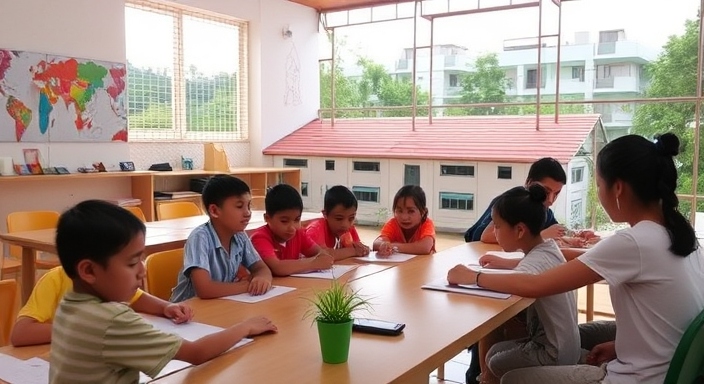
[437,363,445,380]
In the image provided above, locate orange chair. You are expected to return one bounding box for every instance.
[124,206,146,222]
[0,279,18,347]
[6,211,61,271]
[145,249,184,301]
[156,201,201,221]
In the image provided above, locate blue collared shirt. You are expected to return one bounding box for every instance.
[170,222,262,302]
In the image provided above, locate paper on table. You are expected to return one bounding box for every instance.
[421,279,511,299]
[290,264,358,279]
[0,354,49,384]
[467,265,522,274]
[485,251,524,259]
[139,360,191,383]
[221,285,296,303]
[355,251,417,263]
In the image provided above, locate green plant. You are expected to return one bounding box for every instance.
[305,280,372,324]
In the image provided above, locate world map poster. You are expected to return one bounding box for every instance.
[0,49,127,142]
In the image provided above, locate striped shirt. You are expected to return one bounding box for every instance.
[50,291,182,384]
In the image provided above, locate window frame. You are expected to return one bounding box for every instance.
[571,167,584,183]
[352,186,380,203]
[353,161,381,172]
[325,160,335,171]
[283,158,308,168]
[439,192,475,211]
[497,166,513,180]
[440,164,475,177]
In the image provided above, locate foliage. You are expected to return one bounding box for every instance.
[304,280,372,324]
[457,53,509,115]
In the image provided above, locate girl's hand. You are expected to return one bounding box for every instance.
[478,254,506,269]
[377,241,394,257]
[164,303,194,324]
[352,241,370,256]
[447,264,477,285]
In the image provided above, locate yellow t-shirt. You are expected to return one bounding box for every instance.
[18,267,144,322]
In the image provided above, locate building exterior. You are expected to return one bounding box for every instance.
[263,115,606,232]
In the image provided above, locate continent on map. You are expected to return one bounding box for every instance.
[6,96,32,141]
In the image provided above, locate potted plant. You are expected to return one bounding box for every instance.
[305,280,372,364]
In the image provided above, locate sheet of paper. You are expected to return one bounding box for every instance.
[485,251,524,259]
[221,285,296,303]
[421,279,511,299]
[139,359,191,383]
[0,354,49,384]
[355,251,417,263]
[290,264,358,279]
[467,265,522,274]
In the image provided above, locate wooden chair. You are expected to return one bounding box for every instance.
[0,279,18,346]
[156,201,201,221]
[124,206,147,222]
[145,249,184,301]
[664,308,704,383]
[6,211,61,271]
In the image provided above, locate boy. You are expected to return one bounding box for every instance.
[464,157,567,244]
[305,185,370,260]
[50,200,276,383]
[250,184,334,276]
[10,266,192,347]
[170,175,273,302]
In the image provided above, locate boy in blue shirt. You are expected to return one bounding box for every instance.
[171,175,273,302]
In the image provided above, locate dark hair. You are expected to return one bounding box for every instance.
[597,133,696,257]
[324,185,358,213]
[393,185,428,222]
[493,184,548,236]
[265,184,303,216]
[527,157,567,184]
[56,200,146,279]
[202,175,251,210]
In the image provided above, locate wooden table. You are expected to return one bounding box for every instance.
[0,211,322,303]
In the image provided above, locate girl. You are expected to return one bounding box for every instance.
[448,133,704,384]
[452,184,580,382]
[373,185,436,255]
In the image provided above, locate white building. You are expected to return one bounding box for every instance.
[264,115,606,232]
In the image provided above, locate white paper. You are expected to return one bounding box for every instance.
[0,354,49,384]
[355,251,417,263]
[139,359,191,383]
[485,251,524,259]
[290,264,358,279]
[221,285,296,303]
[467,265,522,274]
[421,279,511,299]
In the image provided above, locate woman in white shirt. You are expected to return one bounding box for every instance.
[448,133,704,384]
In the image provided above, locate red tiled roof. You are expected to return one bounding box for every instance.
[263,115,601,164]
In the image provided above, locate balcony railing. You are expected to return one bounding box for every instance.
[597,42,616,55]
[595,77,615,88]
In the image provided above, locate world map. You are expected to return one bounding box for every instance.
[0,49,127,142]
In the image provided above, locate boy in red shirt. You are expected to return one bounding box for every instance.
[250,184,334,276]
[305,185,370,260]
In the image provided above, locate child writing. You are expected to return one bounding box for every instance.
[305,185,370,260]
[448,184,580,382]
[170,175,273,302]
[373,185,436,256]
[10,266,192,347]
[50,200,277,383]
[250,184,334,276]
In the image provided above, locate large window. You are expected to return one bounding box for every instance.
[440,192,474,211]
[441,165,475,177]
[353,161,381,172]
[352,186,380,202]
[126,1,247,141]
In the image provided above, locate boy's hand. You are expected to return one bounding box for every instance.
[243,316,278,336]
[542,224,567,239]
[164,303,194,324]
[312,253,334,270]
[479,254,507,269]
[248,275,272,296]
[377,241,394,256]
[352,241,370,256]
[447,264,476,285]
[586,341,616,366]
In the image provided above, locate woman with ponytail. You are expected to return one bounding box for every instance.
[449,133,704,383]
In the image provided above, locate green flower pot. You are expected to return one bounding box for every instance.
[316,319,353,364]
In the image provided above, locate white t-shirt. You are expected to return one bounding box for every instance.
[515,239,581,365]
[579,220,704,384]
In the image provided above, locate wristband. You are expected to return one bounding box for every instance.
[475,271,482,287]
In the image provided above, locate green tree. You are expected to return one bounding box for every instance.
[631,16,703,213]
[356,58,428,117]
[456,53,509,115]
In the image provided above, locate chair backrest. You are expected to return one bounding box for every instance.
[157,202,201,221]
[124,206,146,222]
[145,249,184,301]
[6,211,60,258]
[0,279,18,347]
[664,308,704,383]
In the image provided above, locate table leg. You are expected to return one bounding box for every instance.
[437,364,445,380]
[21,247,36,303]
[586,283,594,322]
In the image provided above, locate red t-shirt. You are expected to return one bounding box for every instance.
[380,218,436,252]
[305,218,361,249]
[250,225,319,261]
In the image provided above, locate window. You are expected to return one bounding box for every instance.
[497,166,512,179]
[572,66,585,82]
[571,167,584,183]
[440,165,475,176]
[301,182,309,197]
[449,74,459,87]
[325,160,335,171]
[526,68,546,89]
[283,158,308,168]
[352,186,380,202]
[126,1,247,141]
[440,192,474,211]
[353,161,380,172]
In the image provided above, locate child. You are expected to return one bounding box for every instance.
[50,200,277,383]
[170,175,273,302]
[305,185,370,260]
[373,185,436,255]
[448,184,580,381]
[250,184,334,276]
[10,266,192,347]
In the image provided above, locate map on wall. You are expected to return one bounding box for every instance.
[0,49,127,142]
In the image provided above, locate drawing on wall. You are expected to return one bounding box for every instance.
[284,43,302,107]
[0,49,127,142]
